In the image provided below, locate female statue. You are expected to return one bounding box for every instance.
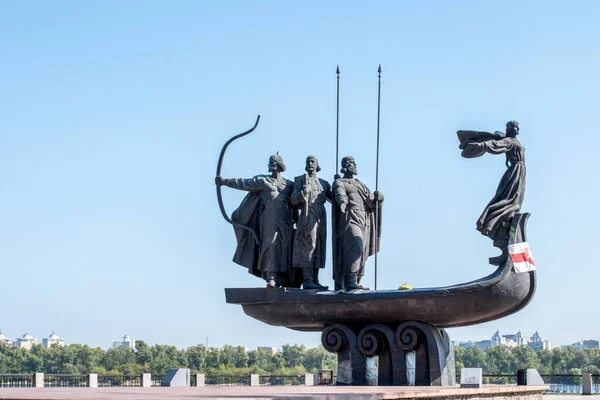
[457,120,525,240]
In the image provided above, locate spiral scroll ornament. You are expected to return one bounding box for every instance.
[358,330,382,357]
[322,325,350,353]
[396,324,422,351]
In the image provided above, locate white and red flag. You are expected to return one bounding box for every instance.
[508,242,535,273]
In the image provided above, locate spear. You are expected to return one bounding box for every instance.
[374,64,382,290]
[336,66,340,172]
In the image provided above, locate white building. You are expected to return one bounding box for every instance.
[0,331,12,346]
[562,340,599,350]
[491,330,528,347]
[16,333,37,349]
[112,334,135,349]
[42,331,65,349]
[490,329,552,350]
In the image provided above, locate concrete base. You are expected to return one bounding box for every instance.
[161,368,190,387]
[460,368,483,388]
[583,373,592,395]
[304,373,314,386]
[517,369,545,386]
[34,373,44,388]
[0,385,547,400]
[141,373,152,388]
[88,374,98,388]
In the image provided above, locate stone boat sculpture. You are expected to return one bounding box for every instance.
[219,117,536,386]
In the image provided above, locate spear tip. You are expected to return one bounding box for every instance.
[378,64,382,74]
[336,65,340,74]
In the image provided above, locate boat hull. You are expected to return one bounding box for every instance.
[225,213,535,331]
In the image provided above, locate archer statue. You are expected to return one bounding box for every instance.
[457,120,526,242]
[215,152,296,288]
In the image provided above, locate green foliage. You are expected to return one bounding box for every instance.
[454,345,600,375]
[281,344,305,369]
[7,340,600,376]
[0,341,339,375]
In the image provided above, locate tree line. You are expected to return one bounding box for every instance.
[0,341,336,376]
[2,341,600,376]
[456,345,600,375]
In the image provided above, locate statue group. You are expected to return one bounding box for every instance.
[222,119,533,386]
[217,119,526,292]
[216,154,383,291]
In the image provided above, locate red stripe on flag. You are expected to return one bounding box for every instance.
[510,253,528,263]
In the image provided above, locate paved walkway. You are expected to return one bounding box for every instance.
[0,385,547,400]
[544,397,592,400]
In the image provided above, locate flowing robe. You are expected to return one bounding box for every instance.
[227,175,296,282]
[291,174,331,270]
[331,178,382,287]
[459,131,526,239]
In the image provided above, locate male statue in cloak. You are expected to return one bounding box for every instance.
[291,155,331,290]
[215,153,297,288]
[457,120,526,242]
[331,156,383,291]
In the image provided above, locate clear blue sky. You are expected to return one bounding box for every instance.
[1,1,598,350]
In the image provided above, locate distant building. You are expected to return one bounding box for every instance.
[112,335,135,349]
[0,331,12,346]
[16,333,37,349]
[528,331,552,350]
[42,331,65,349]
[456,330,550,350]
[258,346,277,355]
[492,329,528,347]
[456,340,492,350]
[562,340,599,350]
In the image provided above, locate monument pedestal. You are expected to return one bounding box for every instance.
[322,322,455,386]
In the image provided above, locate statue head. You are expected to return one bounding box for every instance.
[268,152,286,172]
[340,156,357,175]
[506,120,519,137]
[305,155,321,173]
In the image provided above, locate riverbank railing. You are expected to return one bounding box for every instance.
[205,374,251,386]
[0,372,597,392]
[593,374,600,394]
[0,374,34,388]
[259,374,304,386]
[97,374,141,387]
[44,374,87,387]
[454,373,600,394]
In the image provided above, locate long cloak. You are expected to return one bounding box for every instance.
[231,192,262,278]
[458,131,526,239]
[228,175,296,284]
[291,174,331,270]
[331,178,382,287]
